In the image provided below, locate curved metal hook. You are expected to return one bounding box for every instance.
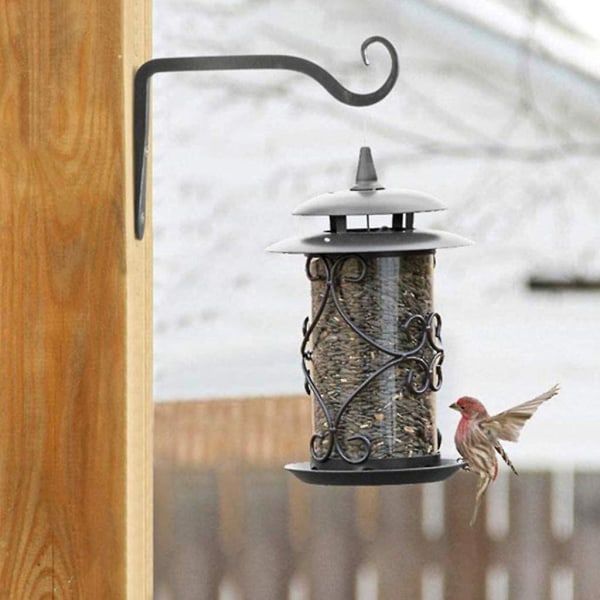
[133,36,399,239]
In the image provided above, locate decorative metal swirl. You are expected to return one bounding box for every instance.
[133,36,399,239]
[303,255,444,465]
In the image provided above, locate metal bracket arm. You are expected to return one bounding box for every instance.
[133,36,398,239]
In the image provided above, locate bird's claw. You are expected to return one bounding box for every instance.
[456,458,470,471]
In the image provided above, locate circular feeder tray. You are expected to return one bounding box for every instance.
[285,458,462,486]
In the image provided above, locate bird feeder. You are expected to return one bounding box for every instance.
[269,147,471,485]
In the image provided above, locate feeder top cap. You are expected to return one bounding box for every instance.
[293,188,446,217]
[293,147,446,217]
[267,146,473,255]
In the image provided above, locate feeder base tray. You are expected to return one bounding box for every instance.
[285,458,462,486]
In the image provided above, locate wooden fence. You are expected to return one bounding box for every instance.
[154,397,600,600]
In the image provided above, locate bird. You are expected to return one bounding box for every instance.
[449,383,560,526]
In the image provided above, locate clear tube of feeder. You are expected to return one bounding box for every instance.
[307,253,438,462]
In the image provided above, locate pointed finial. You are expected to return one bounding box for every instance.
[351,146,384,191]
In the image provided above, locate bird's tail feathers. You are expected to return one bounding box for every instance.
[470,475,492,527]
[495,442,518,475]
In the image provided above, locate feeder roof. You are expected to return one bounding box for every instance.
[293,188,446,217]
[268,146,473,255]
[267,228,470,255]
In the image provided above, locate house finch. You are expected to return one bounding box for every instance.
[450,383,560,526]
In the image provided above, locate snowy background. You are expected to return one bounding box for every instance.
[151,0,600,468]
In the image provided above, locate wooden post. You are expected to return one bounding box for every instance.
[0,1,152,597]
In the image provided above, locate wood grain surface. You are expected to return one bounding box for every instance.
[0,1,152,597]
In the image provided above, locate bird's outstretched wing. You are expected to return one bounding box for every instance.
[481,384,560,442]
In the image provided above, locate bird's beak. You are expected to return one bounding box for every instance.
[449,402,459,411]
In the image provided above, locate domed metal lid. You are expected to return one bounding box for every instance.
[293,188,446,217]
[293,147,445,216]
[268,146,472,255]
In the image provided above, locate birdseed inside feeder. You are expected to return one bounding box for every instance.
[268,147,471,485]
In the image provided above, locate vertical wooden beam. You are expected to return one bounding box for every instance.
[124,1,153,598]
[0,1,152,597]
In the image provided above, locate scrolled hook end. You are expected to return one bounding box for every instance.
[361,45,371,66]
[360,35,398,73]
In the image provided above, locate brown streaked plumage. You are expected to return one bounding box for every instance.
[450,384,560,526]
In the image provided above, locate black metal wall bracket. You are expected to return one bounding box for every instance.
[133,36,399,239]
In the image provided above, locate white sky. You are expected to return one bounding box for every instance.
[558,0,600,41]
[437,0,600,77]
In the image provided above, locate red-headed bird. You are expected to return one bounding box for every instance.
[450,384,560,526]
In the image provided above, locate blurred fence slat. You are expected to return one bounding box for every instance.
[155,397,600,600]
[573,472,600,600]
[375,485,425,598]
[444,473,489,599]
[309,485,360,600]
[508,472,553,600]
[176,470,224,600]
[241,470,293,600]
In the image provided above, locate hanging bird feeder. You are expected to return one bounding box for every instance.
[269,147,471,485]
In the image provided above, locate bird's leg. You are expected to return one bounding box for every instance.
[457,458,470,471]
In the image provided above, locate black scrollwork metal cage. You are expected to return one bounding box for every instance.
[269,147,471,485]
[304,253,443,469]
